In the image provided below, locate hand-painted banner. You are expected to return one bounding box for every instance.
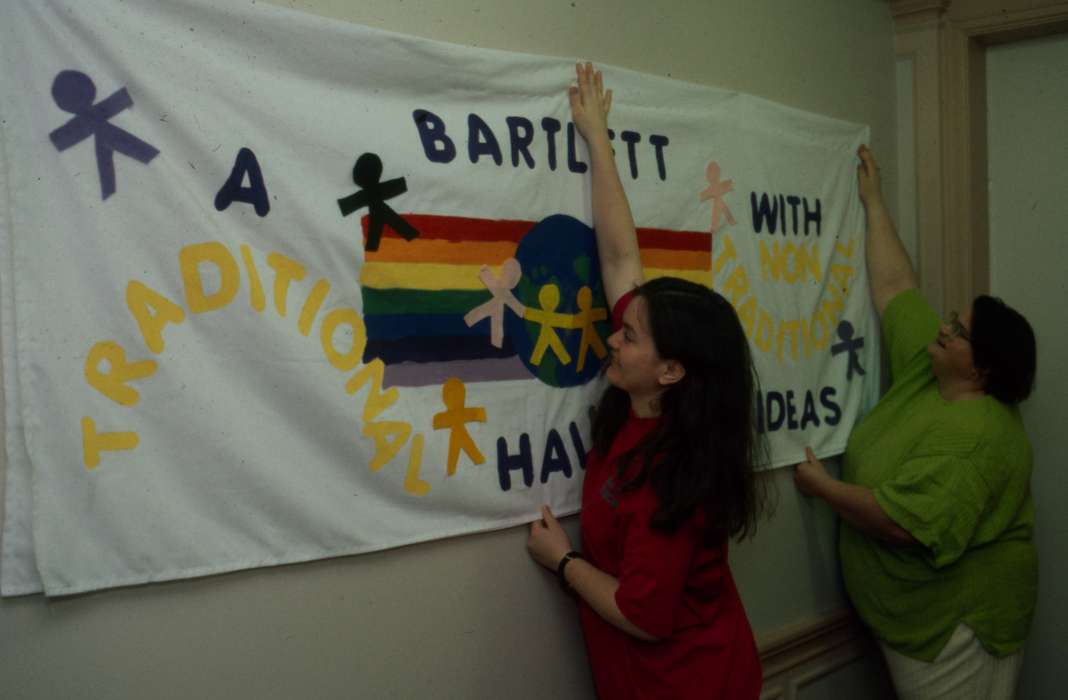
[0,0,878,596]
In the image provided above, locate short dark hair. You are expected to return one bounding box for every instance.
[592,277,769,543]
[969,295,1036,404]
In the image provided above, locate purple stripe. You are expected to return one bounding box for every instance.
[383,357,532,387]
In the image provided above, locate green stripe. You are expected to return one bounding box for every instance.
[361,287,493,315]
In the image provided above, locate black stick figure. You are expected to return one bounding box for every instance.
[337,153,419,252]
[830,320,866,381]
[48,70,160,200]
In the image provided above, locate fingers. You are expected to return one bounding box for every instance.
[857,145,879,175]
[540,504,556,526]
[574,61,606,103]
[805,446,817,463]
[576,61,593,91]
[604,89,613,116]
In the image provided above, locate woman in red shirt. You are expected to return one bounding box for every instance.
[526,63,767,699]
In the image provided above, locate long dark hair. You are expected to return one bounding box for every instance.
[592,277,768,544]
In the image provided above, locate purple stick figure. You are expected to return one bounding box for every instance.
[48,70,159,200]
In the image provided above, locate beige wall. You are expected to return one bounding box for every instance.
[0,2,898,698]
[987,32,1068,700]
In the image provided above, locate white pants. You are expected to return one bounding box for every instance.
[880,624,1024,700]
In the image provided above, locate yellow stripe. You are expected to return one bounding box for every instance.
[645,268,711,287]
[360,262,486,290]
[361,263,711,291]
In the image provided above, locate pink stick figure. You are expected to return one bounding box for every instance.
[464,258,526,348]
[698,161,737,233]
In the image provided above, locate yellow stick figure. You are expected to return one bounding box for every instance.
[432,377,487,476]
[574,286,608,372]
[524,283,574,366]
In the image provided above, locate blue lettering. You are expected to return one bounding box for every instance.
[506,116,535,168]
[468,113,503,166]
[214,147,269,217]
[497,433,533,491]
[751,191,823,235]
[820,387,841,426]
[620,130,641,179]
[649,134,669,181]
[804,197,822,236]
[765,391,785,431]
[540,429,573,483]
[413,109,456,164]
[799,390,820,429]
[751,192,779,234]
[785,390,799,430]
[541,117,561,171]
[568,421,587,468]
[759,387,841,432]
[566,122,588,174]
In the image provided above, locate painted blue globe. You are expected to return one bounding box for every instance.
[505,214,611,387]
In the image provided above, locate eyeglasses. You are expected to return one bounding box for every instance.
[944,311,970,342]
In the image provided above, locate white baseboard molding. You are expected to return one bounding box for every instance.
[758,608,886,700]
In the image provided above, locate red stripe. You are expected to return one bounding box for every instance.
[362,215,531,243]
[360,214,709,251]
[636,227,711,252]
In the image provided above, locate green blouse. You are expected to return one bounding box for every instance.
[839,288,1037,661]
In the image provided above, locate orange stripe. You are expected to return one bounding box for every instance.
[365,238,516,265]
[639,249,711,270]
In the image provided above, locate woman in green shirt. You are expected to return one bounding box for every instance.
[793,146,1037,700]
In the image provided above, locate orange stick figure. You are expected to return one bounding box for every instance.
[464,258,526,349]
[699,160,736,233]
[524,283,574,366]
[432,377,487,476]
[574,286,608,372]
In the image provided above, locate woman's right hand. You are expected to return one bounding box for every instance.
[569,62,613,142]
[857,145,883,206]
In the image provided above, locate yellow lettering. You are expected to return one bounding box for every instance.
[821,282,847,320]
[797,242,822,282]
[810,309,832,351]
[179,242,240,313]
[736,296,757,339]
[345,359,399,423]
[759,240,822,284]
[712,234,738,278]
[266,252,306,317]
[126,281,186,354]
[298,279,331,337]
[82,416,138,469]
[835,237,856,259]
[754,308,773,353]
[721,265,749,306]
[830,263,854,295]
[84,341,158,406]
[320,307,367,372]
[240,244,265,312]
[403,433,431,496]
[779,318,801,363]
[363,420,412,471]
[760,241,786,282]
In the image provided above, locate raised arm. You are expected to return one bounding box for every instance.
[569,62,643,307]
[858,146,918,317]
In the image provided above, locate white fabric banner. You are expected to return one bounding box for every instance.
[0,0,878,596]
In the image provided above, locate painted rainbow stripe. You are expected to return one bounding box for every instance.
[357,214,710,387]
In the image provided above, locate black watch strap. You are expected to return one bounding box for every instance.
[556,550,583,590]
